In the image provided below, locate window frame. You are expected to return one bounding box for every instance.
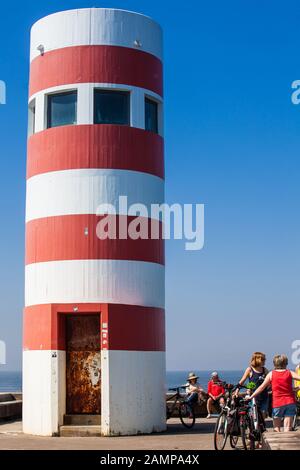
[46,90,78,129]
[145,96,159,134]
[93,88,131,126]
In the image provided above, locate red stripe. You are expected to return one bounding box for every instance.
[25,215,164,265]
[27,125,164,180]
[103,304,165,352]
[29,45,163,97]
[24,304,106,351]
[23,304,165,352]
[24,304,53,351]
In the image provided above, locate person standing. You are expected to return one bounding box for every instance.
[237,351,269,416]
[248,354,299,432]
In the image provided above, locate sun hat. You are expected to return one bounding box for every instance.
[187,372,199,381]
[211,371,219,377]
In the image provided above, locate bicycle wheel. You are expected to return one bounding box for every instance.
[179,402,196,428]
[229,434,240,449]
[240,415,255,450]
[214,412,228,451]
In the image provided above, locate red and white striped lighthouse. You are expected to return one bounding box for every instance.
[24,8,165,436]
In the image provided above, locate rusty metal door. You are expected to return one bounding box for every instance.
[66,315,101,415]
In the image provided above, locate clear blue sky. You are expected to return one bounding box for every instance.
[0,0,300,372]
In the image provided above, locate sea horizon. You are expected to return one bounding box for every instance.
[0,370,244,393]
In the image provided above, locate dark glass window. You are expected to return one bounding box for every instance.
[94,90,130,125]
[47,91,77,128]
[145,98,158,134]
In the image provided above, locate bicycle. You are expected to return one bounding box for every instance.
[238,397,265,450]
[214,382,239,450]
[214,383,266,451]
[238,383,266,450]
[166,386,197,428]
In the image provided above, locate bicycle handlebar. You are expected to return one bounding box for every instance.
[231,383,251,392]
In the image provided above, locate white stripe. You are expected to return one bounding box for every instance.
[29,81,163,103]
[30,8,163,62]
[25,260,165,308]
[102,350,166,435]
[26,169,164,223]
[29,83,164,135]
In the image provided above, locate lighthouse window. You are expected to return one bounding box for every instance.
[145,98,158,134]
[47,91,77,129]
[28,100,36,136]
[94,90,130,125]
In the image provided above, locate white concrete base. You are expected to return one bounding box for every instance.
[101,350,166,436]
[23,350,66,436]
[23,349,166,437]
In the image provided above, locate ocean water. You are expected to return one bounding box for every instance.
[0,370,243,393]
[166,371,243,391]
[0,371,22,392]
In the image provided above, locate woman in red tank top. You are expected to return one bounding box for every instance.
[248,354,299,432]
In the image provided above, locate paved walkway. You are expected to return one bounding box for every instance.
[262,430,300,450]
[5,418,298,451]
[0,418,227,451]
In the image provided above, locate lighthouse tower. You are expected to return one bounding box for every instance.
[24,8,165,436]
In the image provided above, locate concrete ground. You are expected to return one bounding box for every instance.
[262,429,300,450]
[0,418,234,451]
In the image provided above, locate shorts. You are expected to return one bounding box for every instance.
[272,403,296,418]
[210,396,224,405]
[257,396,269,413]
